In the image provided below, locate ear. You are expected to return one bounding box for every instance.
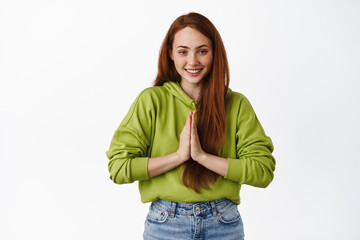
[168,46,174,61]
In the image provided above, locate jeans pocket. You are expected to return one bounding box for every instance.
[146,203,169,224]
[217,201,241,224]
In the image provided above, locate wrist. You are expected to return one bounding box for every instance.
[194,151,207,164]
[175,151,187,164]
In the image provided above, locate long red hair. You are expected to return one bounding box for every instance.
[154,12,229,193]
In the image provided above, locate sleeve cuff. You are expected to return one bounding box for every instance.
[130,157,149,181]
[225,158,244,183]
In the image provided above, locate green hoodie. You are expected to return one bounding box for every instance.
[106,81,275,204]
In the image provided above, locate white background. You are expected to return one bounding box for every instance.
[1,0,359,239]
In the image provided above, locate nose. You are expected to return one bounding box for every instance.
[187,52,199,67]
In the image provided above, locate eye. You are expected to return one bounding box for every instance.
[199,50,207,54]
[178,50,187,55]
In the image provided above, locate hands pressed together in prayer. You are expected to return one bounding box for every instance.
[176,110,206,164]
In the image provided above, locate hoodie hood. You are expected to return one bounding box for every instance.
[163,81,198,110]
[163,81,233,110]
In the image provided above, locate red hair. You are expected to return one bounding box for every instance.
[154,12,229,193]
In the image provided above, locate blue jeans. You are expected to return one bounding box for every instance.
[143,198,244,240]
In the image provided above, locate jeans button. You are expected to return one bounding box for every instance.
[195,207,200,213]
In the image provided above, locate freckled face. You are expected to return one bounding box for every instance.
[170,27,213,87]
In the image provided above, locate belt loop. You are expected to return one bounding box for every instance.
[210,201,218,216]
[169,201,177,218]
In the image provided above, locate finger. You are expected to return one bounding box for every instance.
[192,110,197,131]
[188,111,192,134]
[185,111,191,127]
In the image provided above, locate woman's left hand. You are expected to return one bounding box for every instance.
[190,110,206,162]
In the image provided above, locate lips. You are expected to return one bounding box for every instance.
[185,68,203,76]
[185,69,201,73]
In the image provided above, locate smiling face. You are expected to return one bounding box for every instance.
[170,27,213,88]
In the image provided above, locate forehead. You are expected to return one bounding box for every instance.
[173,27,212,48]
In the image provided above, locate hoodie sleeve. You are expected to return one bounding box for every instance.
[106,89,155,184]
[225,96,276,188]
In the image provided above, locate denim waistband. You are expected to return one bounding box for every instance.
[151,198,234,218]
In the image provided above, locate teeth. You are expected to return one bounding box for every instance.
[186,69,201,73]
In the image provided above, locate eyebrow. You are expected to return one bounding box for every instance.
[176,44,210,49]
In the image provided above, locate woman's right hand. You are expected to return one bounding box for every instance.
[176,111,192,163]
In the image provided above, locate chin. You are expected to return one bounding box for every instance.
[182,78,203,85]
[181,74,208,85]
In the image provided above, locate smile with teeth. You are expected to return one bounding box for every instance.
[185,68,202,73]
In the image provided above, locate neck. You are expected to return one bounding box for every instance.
[180,81,202,102]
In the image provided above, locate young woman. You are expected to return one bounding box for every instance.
[106,12,275,240]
